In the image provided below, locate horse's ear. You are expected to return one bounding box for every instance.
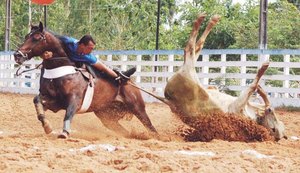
[39,21,44,32]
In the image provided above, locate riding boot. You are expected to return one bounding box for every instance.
[122,67,137,78]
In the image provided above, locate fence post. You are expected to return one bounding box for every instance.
[106,54,112,61]
[241,54,247,86]
[136,55,142,83]
[151,55,157,91]
[284,54,290,98]
[221,54,226,85]
[168,54,174,80]
[121,55,127,71]
[259,53,269,62]
[202,54,209,85]
[10,55,15,87]
[106,54,113,69]
[0,55,4,87]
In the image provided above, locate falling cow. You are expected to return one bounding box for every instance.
[143,14,286,142]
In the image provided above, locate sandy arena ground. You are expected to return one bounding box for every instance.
[0,92,299,173]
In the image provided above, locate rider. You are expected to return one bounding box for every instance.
[43,34,134,81]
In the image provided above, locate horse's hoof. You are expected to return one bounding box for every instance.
[43,120,53,134]
[57,131,69,139]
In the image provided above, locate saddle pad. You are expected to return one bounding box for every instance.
[43,66,76,79]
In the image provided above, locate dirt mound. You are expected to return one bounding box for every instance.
[175,112,274,142]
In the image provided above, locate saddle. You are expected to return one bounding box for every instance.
[78,63,136,84]
[76,65,136,113]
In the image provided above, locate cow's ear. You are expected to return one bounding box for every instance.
[39,21,44,32]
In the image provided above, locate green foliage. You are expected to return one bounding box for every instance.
[268,0,300,48]
[0,0,5,50]
[287,0,300,10]
[1,0,300,50]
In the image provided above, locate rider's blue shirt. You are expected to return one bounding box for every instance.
[59,36,97,64]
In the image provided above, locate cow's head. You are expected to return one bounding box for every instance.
[258,107,286,141]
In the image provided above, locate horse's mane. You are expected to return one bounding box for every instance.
[45,30,73,59]
[46,30,66,48]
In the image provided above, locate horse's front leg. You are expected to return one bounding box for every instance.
[58,100,79,139]
[33,95,53,134]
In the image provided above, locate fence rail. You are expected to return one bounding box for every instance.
[1,49,299,107]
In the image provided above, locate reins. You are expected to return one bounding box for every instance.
[16,63,43,76]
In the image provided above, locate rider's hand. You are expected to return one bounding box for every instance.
[41,51,53,59]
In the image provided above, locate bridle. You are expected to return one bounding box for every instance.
[16,63,43,76]
[15,29,46,62]
[15,30,46,76]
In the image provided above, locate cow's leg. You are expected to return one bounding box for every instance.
[58,98,79,139]
[184,13,206,64]
[33,95,52,134]
[183,14,220,65]
[228,62,269,113]
[195,15,220,57]
[256,85,270,108]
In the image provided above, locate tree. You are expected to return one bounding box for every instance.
[287,0,300,10]
[1,0,300,50]
[0,0,5,50]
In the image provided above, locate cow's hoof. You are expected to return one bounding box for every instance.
[43,119,53,134]
[57,131,69,139]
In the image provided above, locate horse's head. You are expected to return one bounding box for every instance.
[14,22,47,65]
[258,107,286,141]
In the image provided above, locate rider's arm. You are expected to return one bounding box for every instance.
[81,54,98,65]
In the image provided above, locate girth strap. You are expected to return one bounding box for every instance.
[76,68,95,113]
[77,81,94,113]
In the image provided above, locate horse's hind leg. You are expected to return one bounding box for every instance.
[94,110,130,137]
[33,95,52,134]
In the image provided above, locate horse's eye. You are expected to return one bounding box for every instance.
[272,128,276,132]
[32,37,38,42]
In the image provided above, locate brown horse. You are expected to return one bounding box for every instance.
[14,22,158,139]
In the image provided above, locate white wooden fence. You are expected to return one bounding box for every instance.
[1,49,299,107]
